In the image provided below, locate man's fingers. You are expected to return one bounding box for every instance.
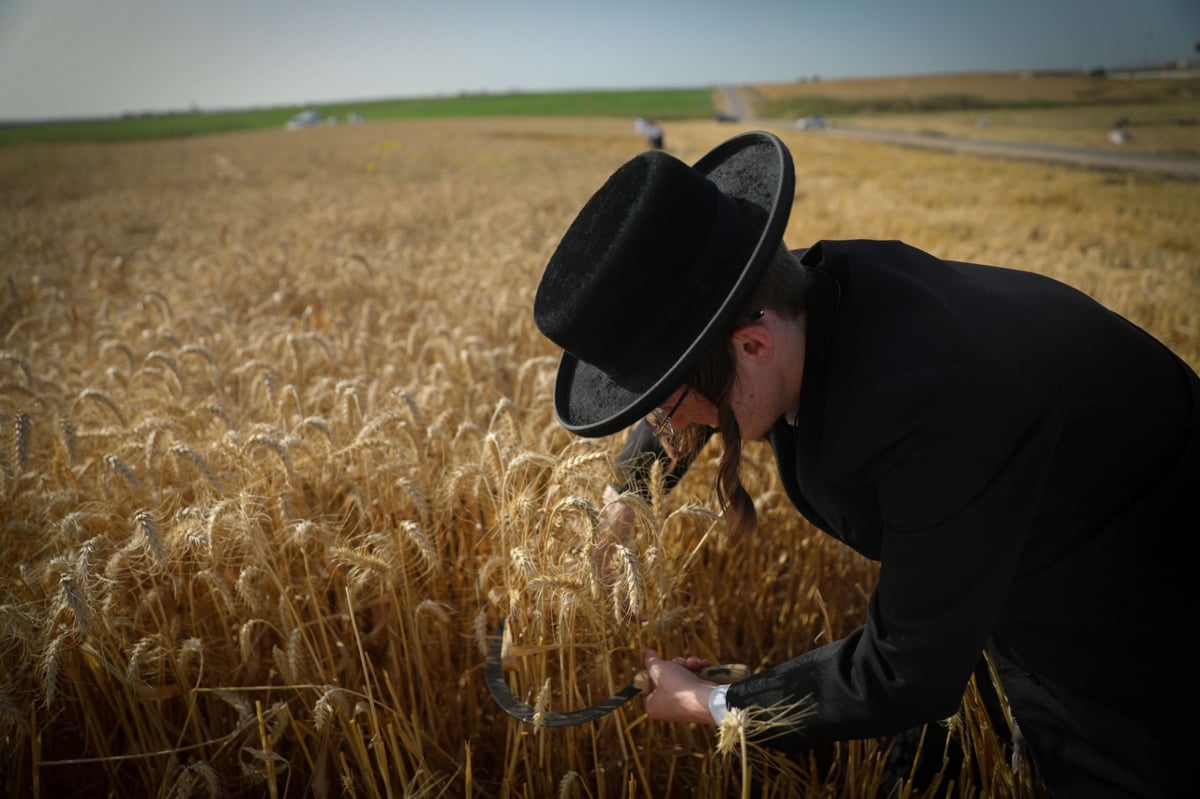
[652,651,714,676]
[637,649,663,693]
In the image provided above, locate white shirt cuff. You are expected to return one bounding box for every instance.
[707,684,730,724]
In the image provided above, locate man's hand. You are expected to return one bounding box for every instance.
[599,483,635,546]
[640,649,720,725]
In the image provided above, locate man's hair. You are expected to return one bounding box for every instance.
[680,243,813,541]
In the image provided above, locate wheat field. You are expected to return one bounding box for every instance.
[1,116,1197,798]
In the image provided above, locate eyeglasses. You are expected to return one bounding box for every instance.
[645,387,691,454]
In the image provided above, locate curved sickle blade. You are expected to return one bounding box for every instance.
[485,618,642,727]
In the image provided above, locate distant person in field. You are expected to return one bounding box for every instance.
[532,130,1198,798]
[635,117,664,149]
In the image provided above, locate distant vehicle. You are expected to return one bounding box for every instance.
[285,109,322,130]
[795,114,828,130]
[713,113,740,123]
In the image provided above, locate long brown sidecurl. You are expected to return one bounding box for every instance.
[680,245,812,540]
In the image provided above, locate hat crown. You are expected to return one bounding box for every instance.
[534,151,744,378]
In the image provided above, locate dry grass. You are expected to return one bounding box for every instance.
[1,115,1196,798]
[752,71,1197,104]
[744,71,1200,155]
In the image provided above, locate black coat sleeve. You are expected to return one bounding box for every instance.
[726,369,1060,747]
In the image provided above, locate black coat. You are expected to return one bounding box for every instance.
[622,240,1199,796]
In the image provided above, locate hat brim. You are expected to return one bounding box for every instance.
[553,130,795,437]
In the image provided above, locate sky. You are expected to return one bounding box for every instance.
[0,0,1197,123]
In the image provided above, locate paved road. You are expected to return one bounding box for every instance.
[812,126,1200,181]
[718,86,1200,181]
[717,86,753,122]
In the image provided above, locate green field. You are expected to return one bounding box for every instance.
[0,88,718,145]
[3,71,1198,153]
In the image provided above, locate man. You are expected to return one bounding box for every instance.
[532,131,1198,797]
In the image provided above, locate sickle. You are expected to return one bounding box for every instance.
[486,617,748,727]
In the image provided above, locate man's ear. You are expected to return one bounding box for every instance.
[730,322,773,364]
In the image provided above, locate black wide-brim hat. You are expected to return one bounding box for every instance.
[534,130,795,437]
